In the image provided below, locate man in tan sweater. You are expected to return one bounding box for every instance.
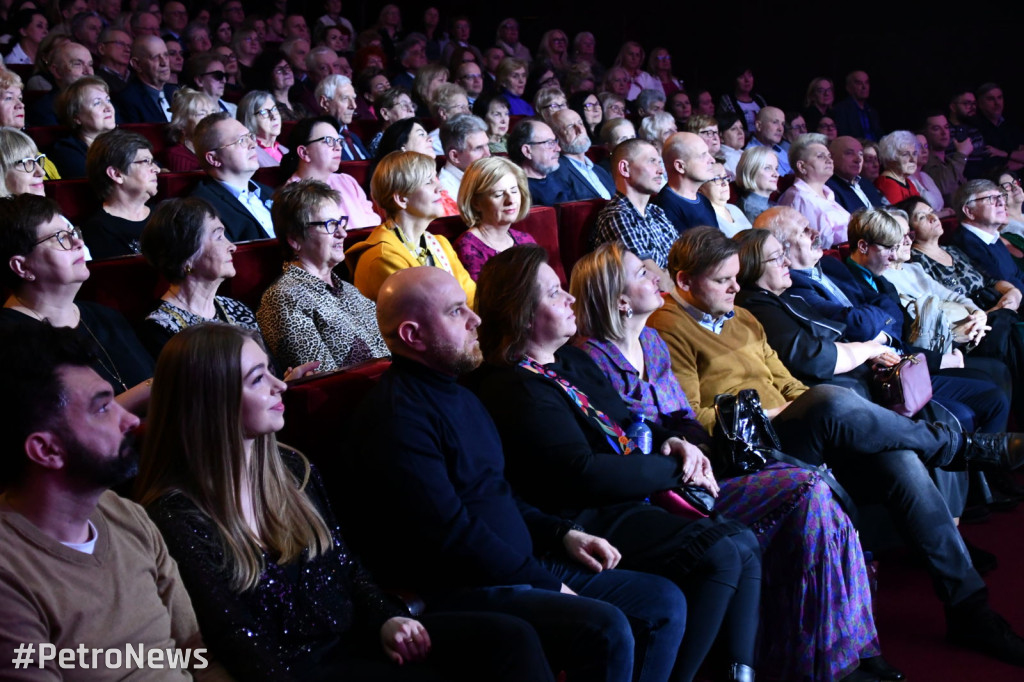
[647,225,1024,667]
[0,323,228,681]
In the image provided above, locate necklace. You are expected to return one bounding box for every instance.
[79,316,129,393]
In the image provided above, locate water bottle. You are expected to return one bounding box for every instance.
[625,413,653,455]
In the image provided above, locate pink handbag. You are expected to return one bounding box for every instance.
[871,353,933,417]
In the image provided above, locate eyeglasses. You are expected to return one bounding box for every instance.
[273,65,292,75]
[131,157,158,168]
[306,135,342,148]
[214,132,256,151]
[762,247,789,267]
[200,70,227,81]
[967,193,1008,207]
[705,175,729,187]
[306,217,349,234]
[459,73,483,81]
[870,242,901,254]
[217,52,238,62]
[582,101,600,110]
[544,101,568,112]
[539,76,559,88]
[697,128,719,138]
[1000,179,1021,193]
[14,154,45,174]
[256,105,279,119]
[527,138,559,149]
[102,39,131,49]
[34,226,83,250]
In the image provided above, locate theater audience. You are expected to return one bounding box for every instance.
[248,49,308,121]
[745,107,791,175]
[316,74,369,160]
[0,127,60,191]
[0,69,25,129]
[410,62,447,117]
[909,134,950,216]
[5,8,48,66]
[165,88,217,172]
[551,108,614,199]
[181,52,236,117]
[861,139,881,182]
[833,70,882,141]
[453,156,534,280]
[367,87,416,155]
[569,90,602,138]
[875,130,921,204]
[826,136,887,213]
[114,35,177,123]
[718,66,766,133]
[802,76,835,132]
[648,47,681,98]
[259,180,388,372]
[82,129,158,259]
[348,150,474,303]
[136,322,548,682]
[948,179,1024,292]
[639,111,677,150]
[438,114,491,198]
[701,163,750,236]
[96,27,133,94]
[778,133,851,248]
[426,82,470,154]
[533,86,567,127]
[717,113,745,176]
[26,40,94,127]
[283,116,380,230]
[921,111,971,207]
[47,76,113,179]
[237,90,287,167]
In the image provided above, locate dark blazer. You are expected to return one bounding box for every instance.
[832,97,882,141]
[113,78,178,124]
[558,156,615,199]
[949,225,1024,292]
[190,177,275,243]
[26,90,58,127]
[826,175,886,213]
[338,125,369,161]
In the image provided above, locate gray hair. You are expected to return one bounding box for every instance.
[788,132,830,176]
[305,45,336,73]
[636,88,665,114]
[878,130,918,168]
[315,73,352,102]
[440,114,488,154]
[954,179,1000,219]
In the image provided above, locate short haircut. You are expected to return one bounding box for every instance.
[377,86,412,112]
[570,241,631,342]
[611,137,655,175]
[0,127,42,199]
[847,208,903,247]
[182,52,225,90]
[0,68,23,92]
[788,132,829,176]
[506,118,540,165]
[140,197,219,282]
[954,179,1000,219]
[667,224,739,281]
[600,118,634,147]
[532,86,565,117]
[639,111,675,145]
[636,88,665,114]
[752,205,805,244]
[305,45,335,73]
[685,114,718,134]
[412,63,448,105]
[495,57,528,87]
[270,179,342,260]
[371,151,437,218]
[733,228,775,288]
[192,110,233,163]
[457,156,531,227]
[429,82,467,119]
[440,113,487,155]
[877,130,917,168]
[0,320,97,488]
[167,87,217,144]
[735,145,778,195]
[280,115,338,177]
[85,128,153,200]
[0,193,62,288]
[236,90,276,134]
[355,66,387,96]
[476,244,549,365]
[55,75,108,129]
[315,73,352,102]
[471,92,510,120]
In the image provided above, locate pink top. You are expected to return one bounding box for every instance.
[778,178,851,249]
[287,171,382,229]
[453,228,536,280]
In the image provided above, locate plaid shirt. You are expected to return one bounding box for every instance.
[592,192,679,269]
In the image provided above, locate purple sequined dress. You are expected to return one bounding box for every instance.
[580,330,880,681]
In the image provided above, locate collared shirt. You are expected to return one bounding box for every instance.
[565,155,611,200]
[793,264,854,307]
[592,192,678,268]
[746,137,792,175]
[438,163,464,198]
[846,257,879,292]
[836,174,873,209]
[674,290,734,334]
[778,178,851,249]
[219,179,274,237]
[961,222,1000,245]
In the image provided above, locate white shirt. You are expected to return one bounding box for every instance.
[438,163,464,198]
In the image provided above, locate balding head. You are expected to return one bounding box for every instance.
[377,267,482,375]
[830,135,863,181]
[754,206,821,269]
[662,131,715,185]
[754,106,784,145]
[52,42,94,88]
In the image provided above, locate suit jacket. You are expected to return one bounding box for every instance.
[113,78,178,124]
[558,156,615,199]
[190,177,275,243]
[949,225,1024,292]
[832,97,882,141]
[338,125,369,161]
[826,175,886,213]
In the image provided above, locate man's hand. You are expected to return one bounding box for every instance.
[661,437,719,496]
[563,529,621,572]
[954,137,974,156]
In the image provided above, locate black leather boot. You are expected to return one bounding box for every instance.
[724,662,755,681]
[959,432,1024,472]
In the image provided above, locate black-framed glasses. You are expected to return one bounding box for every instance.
[14,154,45,174]
[705,175,729,187]
[697,128,719,138]
[200,70,226,81]
[967,193,1007,207]
[527,138,559,149]
[214,132,256,151]
[256,105,279,119]
[34,226,83,250]
[1000,180,1021,193]
[306,217,349,234]
[306,135,342,149]
[273,65,292,75]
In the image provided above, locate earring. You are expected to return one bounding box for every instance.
[184,264,193,275]
[622,306,633,318]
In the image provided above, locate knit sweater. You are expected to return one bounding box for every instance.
[646,293,807,431]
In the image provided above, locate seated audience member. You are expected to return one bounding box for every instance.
[600,116,636,151]
[26,40,94,127]
[95,27,133,94]
[718,65,766,133]
[0,128,61,193]
[573,241,900,682]
[258,180,387,373]
[782,111,807,153]
[0,323,226,682]
[685,115,724,169]
[861,140,882,182]
[389,34,427,92]
[551,108,614,199]
[0,194,153,411]
[833,70,882,141]
[82,129,158,259]
[639,111,677,151]
[237,90,288,167]
[136,322,550,682]
[818,117,839,141]
[525,62,560,106]
[718,113,745,177]
[411,63,449,118]
[802,76,835,132]
[591,138,677,289]
[181,51,236,116]
[5,8,48,66]
[910,134,951,217]
[610,41,659,100]
[533,85,567,128]
[183,19,213,55]
[735,145,779,222]
[50,76,114,179]
[600,92,627,121]
[344,266,689,682]
[506,118,570,206]
[438,114,491,197]
[473,92,511,154]
[453,156,535,280]
[114,35,178,123]
[496,16,531,62]
[248,49,309,121]
[635,88,666,120]
[496,57,533,115]
[949,179,1024,292]
[316,74,369,160]
[744,106,791,175]
[998,171,1024,244]
[922,111,971,207]
[0,69,25,129]
[21,32,70,94]
[667,91,691,130]
[454,60,484,107]
[368,87,416,156]
[190,112,275,242]
[353,66,390,121]
[826,136,886,213]
[569,90,602,138]
[474,245,761,682]
[974,83,1024,173]
[654,132,718,233]
[536,29,570,77]
[347,151,475,303]
[778,133,851,248]
[647,225,1024,667]
[648,47,681,97]
[282,116,380,229]
[875,130,921,204]
[427,82,470,154]
[165,87,218,172]
[701,163,750,236]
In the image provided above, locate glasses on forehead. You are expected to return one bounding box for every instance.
[35,226,83,250]
[306,217,349,234]
[14,154,45,174]
[215,132,256,151]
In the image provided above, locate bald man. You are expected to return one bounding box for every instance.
[26,41,94,126]
[825,136,886,212]
[653,131,719,234]
[344,266,689,682]
[114,34,177,123]
[745,106,791,175]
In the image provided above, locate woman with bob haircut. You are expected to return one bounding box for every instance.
[875,130,921,205]
[135,323,555,682]
[734,145,779,222]
[347,150,475,303]
[453,156,535,280]
[51,76,115,178]
[237,89,288,167]
[165,87,219,172]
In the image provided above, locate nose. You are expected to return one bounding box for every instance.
[227,241,237,253]
[270,373,287,393]
[121,405,142,433]
[467,309,481,328]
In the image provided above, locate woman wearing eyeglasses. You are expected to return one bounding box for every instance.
[699,163,750,237]
[237,90,288,167]
[282,116,380,230]
[183,52,236,117]
[249,49,310,122]
[0,193,154,414]
[258,179,389,373]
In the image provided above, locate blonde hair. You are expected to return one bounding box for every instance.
[457,156,531,227]
[168,87,218,144]
[0,127,41,198]
[370,150,436,218]
[848,207,903,247]
[735,146,777,195]
[570,242,630,342]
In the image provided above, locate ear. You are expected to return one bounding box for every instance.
[857,238,870,253]
[106,164,125,185]
[446,147,460,166]
[520,143,534,162]
[297,144,311,163]
[8,254,33,282]
[24,431,67,471]
[617,293,631,312]
[392,191,409,211]
[616,157,630,179]
[129,56,140,71]
[396,319,426,351]
[285,235,302,255]
[318,95,330,113]
[674,270,692,292]
[204,149,220,168]
[671,156,686,176]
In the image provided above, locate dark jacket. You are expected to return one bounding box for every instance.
[190,177,275,243]
[113,78,178,124]
[825,175,886,213]
[949,224,1024,293]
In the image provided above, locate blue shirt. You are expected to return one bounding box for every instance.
[653,186,718,235]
